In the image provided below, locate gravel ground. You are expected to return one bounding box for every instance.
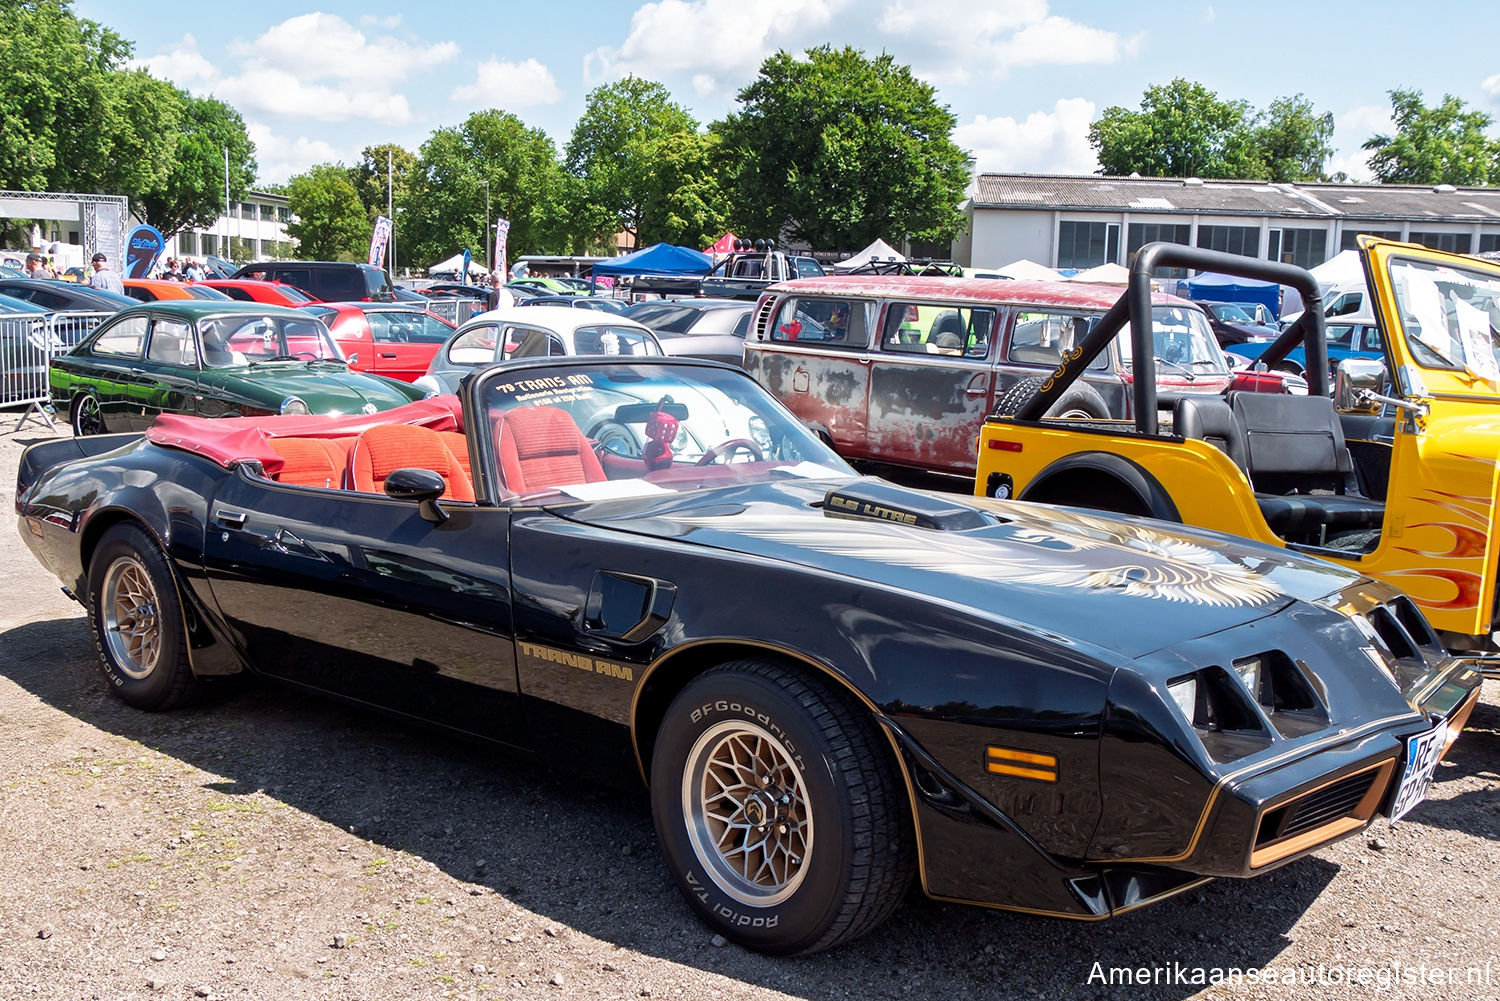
[1,411,1498,1001]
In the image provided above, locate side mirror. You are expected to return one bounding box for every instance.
[1334,358,1386,413]
[384,467,450,524]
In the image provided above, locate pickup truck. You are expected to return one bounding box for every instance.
[698,249,825,300]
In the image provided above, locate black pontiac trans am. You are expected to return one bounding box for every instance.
[14,356,1483,954]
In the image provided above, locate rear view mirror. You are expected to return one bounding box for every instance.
[1334,358,1386,413]
[614,401,689,423]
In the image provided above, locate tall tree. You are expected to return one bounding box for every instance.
[349,143,417,223]
[564,77,699,248]
[285,164,367,261]
[715,46,970,250]
[1363,89,1500,186]
[636,131,730,248]
[1252,94,1335,183]
[1089,79,1262,179]
[135,92,257,239]
[404,110,568,270]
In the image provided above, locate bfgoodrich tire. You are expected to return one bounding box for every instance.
[994,376,1107,420]
[86,523,198,711]
[650,660,915,955]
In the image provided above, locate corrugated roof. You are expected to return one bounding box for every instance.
[971,173,1500,223]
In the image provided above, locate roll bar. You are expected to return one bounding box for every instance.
[1017,243,1327,434]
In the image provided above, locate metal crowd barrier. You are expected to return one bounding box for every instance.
[423,298,489,327]
[2,310,113,431]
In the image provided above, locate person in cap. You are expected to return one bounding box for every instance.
[89,252,124,294]
[24,252,52,279]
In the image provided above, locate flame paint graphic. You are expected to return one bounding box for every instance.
[1397,522,1490,559]
[1384,568,1484,611]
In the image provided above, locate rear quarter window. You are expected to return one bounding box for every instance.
[768,297,874,349]
[92,314,148,357]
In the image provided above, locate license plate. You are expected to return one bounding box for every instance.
[1388,723,1446,823]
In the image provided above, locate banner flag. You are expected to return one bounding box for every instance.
[461,248,472,285]
[494,219,510,280]
[368,215,393,268]
[124,224,165,279]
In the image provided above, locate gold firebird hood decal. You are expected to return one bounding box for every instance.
[669,506,1285,608]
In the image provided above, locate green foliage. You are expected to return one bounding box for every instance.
[285,165,368,261]
[636,131,730,248]
[715,46,969,250]
[349,143,417,223]
[403,110,568,270]
[1089,79,1337,182]
[135,92,257,239]
[1252,95,1335,183]
[1363,89,1500,185]
[1089,79,1260,178]
[564,77,701,247]
[0,0,133,188]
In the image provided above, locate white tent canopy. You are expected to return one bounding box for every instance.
[1065,262,1131,284]
[995,259,1063,281]
[1309,249,1363,288]
[831,238,905,271]
[428,252,488,277]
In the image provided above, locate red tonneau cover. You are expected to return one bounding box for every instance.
[144,395,463,476]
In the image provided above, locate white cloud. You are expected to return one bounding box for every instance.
[584,0,850,97]
[230,14,457,89]
[953,98,1098,175]
[246,121,356,185]
[1204,5,1216,23]
[451,58,564,108]
[1327,103,1394,182]
[135,16,454,126]
[360,14,404,29]
[1483,72,1500,101]
[877,1,1136,82]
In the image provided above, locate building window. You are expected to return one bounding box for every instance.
[1127,223,1192,278]
[1409,231,1472,254]
[1480,234,1500,253]
[277,206,290,223]
[1058,221,1119,270]
[1268,228,1327,269]
[199,234,216,256]
[260,204,275,221]
[1195,225,1259,259]
[240,202,255,219]
[179,233,196,255]
[1340,228,1401,251]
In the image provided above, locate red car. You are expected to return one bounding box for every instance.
[301,303,456,382]
[199,279,316,307]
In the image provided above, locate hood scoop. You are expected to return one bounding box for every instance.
[823,481,995,531]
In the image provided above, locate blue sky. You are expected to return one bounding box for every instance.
[76,0,1500,187]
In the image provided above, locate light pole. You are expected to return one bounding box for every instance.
[483,179,492,272]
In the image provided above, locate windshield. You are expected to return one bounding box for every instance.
[1117,305,1230,373]
[1211,303,1253,322]
[1388,256,1500,382]
[480,362,853,500]
[202,314,344,368]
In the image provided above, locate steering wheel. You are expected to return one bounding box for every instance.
[696,437,765,465]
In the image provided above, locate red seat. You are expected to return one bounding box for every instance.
[346,424,475,502]
[494,406,606,494]
[265,437,349,489]
[437,431,471,479]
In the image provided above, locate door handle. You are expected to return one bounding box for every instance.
[214,509,248,527]
[965,387,987,398]
[129,367,145,375]
[378,352,397,358]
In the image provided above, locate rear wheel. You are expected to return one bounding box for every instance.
[87,523,197,710]
[650,660,914,954]
[72,394,103,436]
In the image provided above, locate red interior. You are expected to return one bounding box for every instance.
[145,395,463,477]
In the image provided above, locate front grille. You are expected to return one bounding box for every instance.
[1249,759,1395,868]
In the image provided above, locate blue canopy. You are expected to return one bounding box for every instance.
[592,243,712,277]
[1180,271,1282,317]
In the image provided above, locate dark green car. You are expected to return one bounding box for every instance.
[52,301,427,436]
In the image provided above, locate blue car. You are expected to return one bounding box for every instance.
[1226,313,1383,381]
